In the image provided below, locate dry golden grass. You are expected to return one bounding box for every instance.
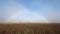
[0,23,60,34]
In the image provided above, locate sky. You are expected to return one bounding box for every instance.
[0,0,60,23]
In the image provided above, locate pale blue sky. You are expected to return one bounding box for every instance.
[0,0,60,23]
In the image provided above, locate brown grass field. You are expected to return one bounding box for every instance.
[0,23,60,34]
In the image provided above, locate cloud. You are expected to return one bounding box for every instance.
[44,6,60,22]
[29,0,60,23]
[39,0,60,22]
[7,11,48,23]
[0,0,49,23]
[0,0,60,23]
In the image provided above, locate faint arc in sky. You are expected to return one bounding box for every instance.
[6,11,49,23]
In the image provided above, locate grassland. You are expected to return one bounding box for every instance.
[0,23,60,34]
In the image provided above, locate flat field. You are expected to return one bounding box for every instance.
[0,23,60,34]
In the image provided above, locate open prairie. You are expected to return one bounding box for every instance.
[0,23,60,34]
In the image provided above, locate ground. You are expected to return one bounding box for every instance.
[0,23,60,34]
